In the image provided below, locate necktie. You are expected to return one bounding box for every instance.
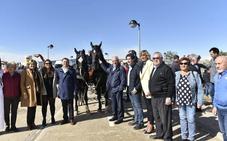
[151,67,156,77]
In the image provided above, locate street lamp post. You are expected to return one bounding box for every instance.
[47,44,54,59]
[129,20,141,53]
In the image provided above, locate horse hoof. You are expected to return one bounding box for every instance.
[75,111,79,116]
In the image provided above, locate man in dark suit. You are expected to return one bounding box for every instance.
[149,52,175,141]
[56,58,77,125]
[101,56,126,124]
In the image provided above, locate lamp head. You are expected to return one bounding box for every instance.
[48,44,54,49]
[129,20,140,28]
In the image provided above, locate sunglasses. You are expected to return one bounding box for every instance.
[45,62,51,64]
[180,62,189,65]
[152,57,160,60]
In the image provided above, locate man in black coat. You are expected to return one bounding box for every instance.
[126,53,143,129]
[149,52,175,141]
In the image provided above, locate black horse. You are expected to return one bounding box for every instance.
[90,42,109,112]
[74,48,91,114]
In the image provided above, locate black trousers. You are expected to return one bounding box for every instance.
[151,97,172,141]
[4,97,19,128]
[111,91,124,120]
[143,96,154,124]
[27,106,36,126]
[61,99,74,121]
[42,95,55,120]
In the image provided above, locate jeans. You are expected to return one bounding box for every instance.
[204,82,212,96]
[179,105,196,141]
[210,83,215,103]
[129,93,143,125]
[217,108,227,141]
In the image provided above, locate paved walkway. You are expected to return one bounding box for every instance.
[0,94,223,141]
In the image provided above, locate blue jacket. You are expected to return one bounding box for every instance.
[175,71,203,106]
[214,70,227,110]
[102,64,126,94]
[55,67,78,100]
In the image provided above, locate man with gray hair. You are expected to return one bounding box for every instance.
[101,56,126,124]
[212,56,227,141]
[149,52,175,141]
[3,62,21,132]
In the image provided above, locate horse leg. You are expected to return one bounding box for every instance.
[84,86,90,113]
[97,89,102,112]
[74,93,79,115]
[79,91,83,106]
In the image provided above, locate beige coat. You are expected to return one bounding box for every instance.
[20,69,46,107]
[140,60,153,96]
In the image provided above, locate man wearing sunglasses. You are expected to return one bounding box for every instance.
[149,52,175,141]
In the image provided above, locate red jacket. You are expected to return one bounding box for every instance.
[2,72,21,97]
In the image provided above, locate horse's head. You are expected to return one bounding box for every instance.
[90,42,103,70]
[74,48,86,60]
[74,48,87,67]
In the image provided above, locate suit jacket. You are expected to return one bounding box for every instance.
[20,69,46,107]
[149,62,175,98]
[140,60,153,95]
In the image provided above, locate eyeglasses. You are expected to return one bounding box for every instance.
[45,62,50,64]
[152,57,160,60]
[180,62,188,65]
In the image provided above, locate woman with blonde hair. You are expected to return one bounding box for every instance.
[20,59,46,130]
[139,50,155,134]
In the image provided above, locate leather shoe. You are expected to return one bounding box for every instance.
[133,124,144,130]
[60,120,69,125]
[5,126,10,132]
[114,119,123,124]
[149,135,163,139]
[128,121,136,126]
[11,126,18,132]
[109,117,117,121]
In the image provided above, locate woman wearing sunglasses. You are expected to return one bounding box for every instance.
[175,57,203,141]
[40,59,57,127]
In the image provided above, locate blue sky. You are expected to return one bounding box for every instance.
[0,0,227,63]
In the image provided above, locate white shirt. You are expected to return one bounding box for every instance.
[127,66,132,86]
[62,67,69,73]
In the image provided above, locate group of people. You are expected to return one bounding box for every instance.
[0,47,226,141]
[103,47,227,141]
[0,57,78,132]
